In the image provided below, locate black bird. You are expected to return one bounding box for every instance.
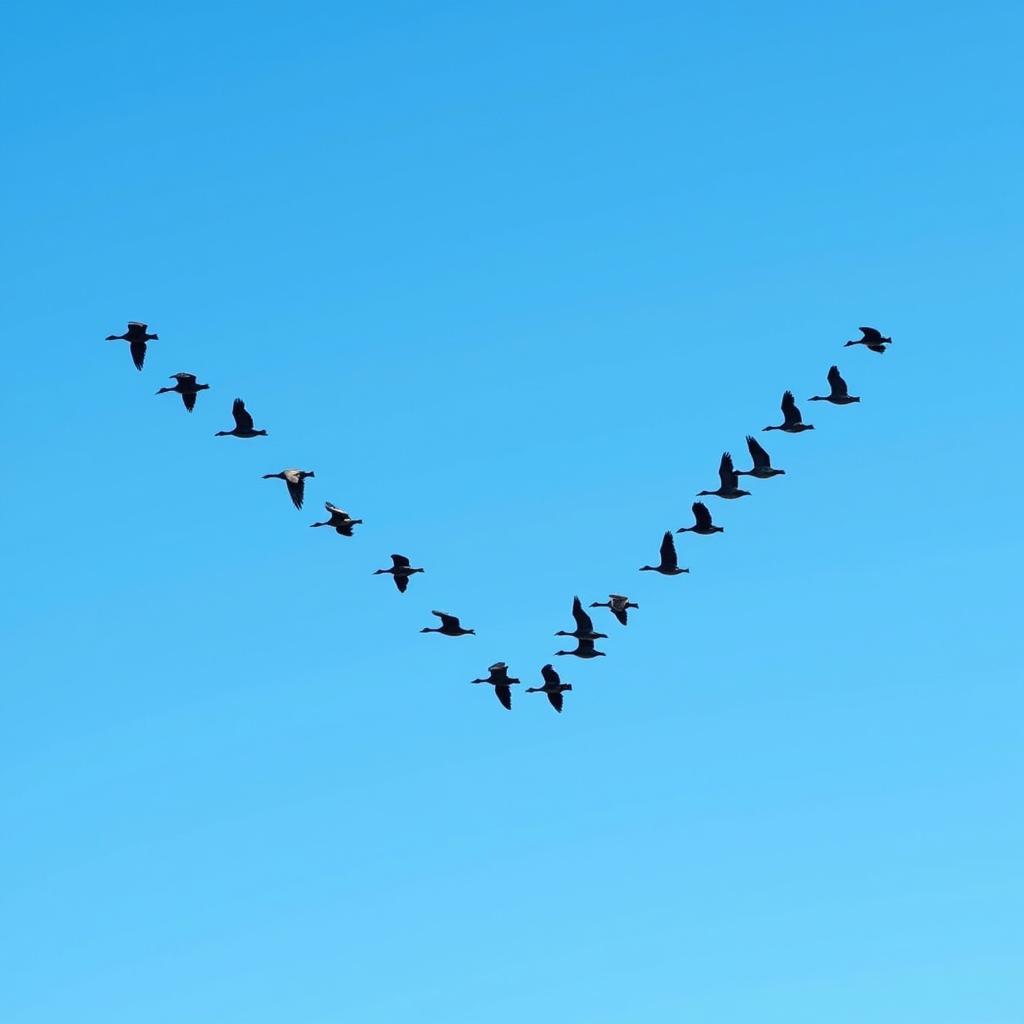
[471,662,519,710]
[421,611,475,637]
[677,501,723,536]
[373,554,424,593]
[215,398,268,438]
[526,664,573,713]
[106,321,157,371]
[262,468,315,509]
[698,453,750,499]
[310,502,362,536]
[764,391,814,433]
[589,594,638,626]
[809,365,860,405]
[156,372,209,412]
[640,531,689,575]
[555,596,608,641]
[555,636,606,659]
[735,435,785,480]
[844,326,892,353]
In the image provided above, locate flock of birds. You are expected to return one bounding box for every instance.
[106,321,893,713]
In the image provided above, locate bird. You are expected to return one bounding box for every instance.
[215,398,268,438]
[809,365,860,405]
[262,468,315,510]
[844,326,891,353]
[470,662,519,710]
[155,372,209,412]
[310,502,362,536]
[555,596,608,641]
[764,391,814,433]
[640,531,689,575]
[421,611,475,637]
[697,452,750,499]
[555,636,606,659]
[106,321,157,371]
[589,594,638,626]
[734,435,785,480]
[677,501,724,536]
[373,554,424,593]
[526,664,573,713]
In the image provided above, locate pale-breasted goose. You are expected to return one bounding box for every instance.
[310,503,362,536]
[590,594,638,626]
[262,468,315,509]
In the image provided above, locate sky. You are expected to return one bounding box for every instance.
[1,1,1022,1021]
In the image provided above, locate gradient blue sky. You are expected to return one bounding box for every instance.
[2,2,1022,1021]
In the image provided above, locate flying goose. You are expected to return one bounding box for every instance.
[526,664,573,713]
[310,502,362,536]
[555,636,606,659]
[262,468,315,509]
[106,321,158,371]
[589,594,638,626]
[735,435,785,479]
[555,596,608,640]
[844,326,891,353]
[471,662,519,710]
[156,372,209,412]
[640,531,689,575]
[373,554,424,593]
[421,611,475,637]
[764,391,814,433]
[677,501,723,535]
[697,452,750,499]
[809,365,860,405]
[215,398,268,438]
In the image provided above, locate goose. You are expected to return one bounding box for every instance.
[735,435,785,479]
[215,398,268,438]
[526,664,572,713]
[589,594,638,626]
[421,611,475,637]
[555,596,608,641]
[470,662,519,710]
[697,452,750,499]
[310,502,362,536]
[677,501,723,535]
[262,468,315,510]
[809,365,860,405]
[844,326,891,353]
[155,372,209,412]
[764,391,814,433]
[555,636,606,659]
[640,531,689,575]
[106,321,157,371]
[373,554,424,593]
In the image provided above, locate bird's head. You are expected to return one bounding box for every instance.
[214,430,229,436]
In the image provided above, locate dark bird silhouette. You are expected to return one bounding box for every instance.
[809,365,860,405]
[555,596,608,641]
[373,554,424,593]
[310,502,362,536]
[735,435,785,480]
[215,398,268,438]
[471,661,519,710]
[156,372,209,412]
[640,531,689,575]
[262,468,315,509]
[764,391,814,433]
[844,326,891,353]
[697,453,750,499]
[421,611,475,637]
[526,664,573,713]
[555,636,606,659]
[677,501,724,535]
[589,594,638,626]
[106,321,157,371]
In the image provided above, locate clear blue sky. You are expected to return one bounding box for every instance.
[1,2,1021,1021]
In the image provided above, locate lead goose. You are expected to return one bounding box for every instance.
[844,326,891,353]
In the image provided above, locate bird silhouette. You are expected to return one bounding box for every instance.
[215,399,268,438]
[555,636,606,659]
[640,531,689,575]
[106,321,157,371]
[735,435,785,479]
[310,503,362,536]
[470,662,519,710]
[421,611,475,636]
[156,372,209,412]
[555,596,608,640]
[526,664,573,713]
[697,452,750,499]
[373,554,424,593]
[677,501,723,535]
[262,469,315,509]
[809,365,860,405]
[764,391,814,433]
[844,326,891,353]
[589,594,638,626]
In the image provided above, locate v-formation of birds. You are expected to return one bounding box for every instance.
[106,322,892,712]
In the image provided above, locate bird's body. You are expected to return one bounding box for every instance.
[262,468,315,509]
[555,596,608,640]
[310,502,362,536]
[526,664,573,713]
[844,326,891,353]
[421,611,475,637]
[215,398,268,438]
[764,391,814,433]
[471,662,519,710]
[555,636,606,659]
[641,531,689,575]
[590,594,638,626]
[156,372,209,412]
[735,435,785,479]
[677,501,723,535]
[809,365,860,405]
[106,321,158,371]
[373,554,424,593]
[697,452,750,499]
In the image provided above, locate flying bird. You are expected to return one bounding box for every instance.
[526,664,573,713]
[677,501,723,535]
[155,372,209,412]
[262,468,315,509]
[215,398,268,438]
[106,321,158,371]
[471,662,519,710]
[735,435,785,480]
[421,611,475,637]
[555,636,606,659]
[764,391,814,433]
[809,365,860,405]
[589,594,638,626]
[844,326,891,353]
[640,531,689,575]
[555,596,608,641]
[697,452,750,499]
[373,554,424,593]
[310,503,362,536]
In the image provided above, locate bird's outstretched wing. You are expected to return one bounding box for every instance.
[394,574,409,593]
[827,364,848,398]
[746,434,771,469]
[182,391,197,412]
[232,399,255,432]
[547,690,564,713]
[859,327,882,342]
[659,531,677,570]
[391,554,411,569]
[571,596,595,634]
[285,476,305,509]
[719,452,737,489]
[781,390,801,425]
[693,501,713,530]
[434,611,460,630]
[541,664,560,687]
[495,684,512,710]
[130,340,146,371]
